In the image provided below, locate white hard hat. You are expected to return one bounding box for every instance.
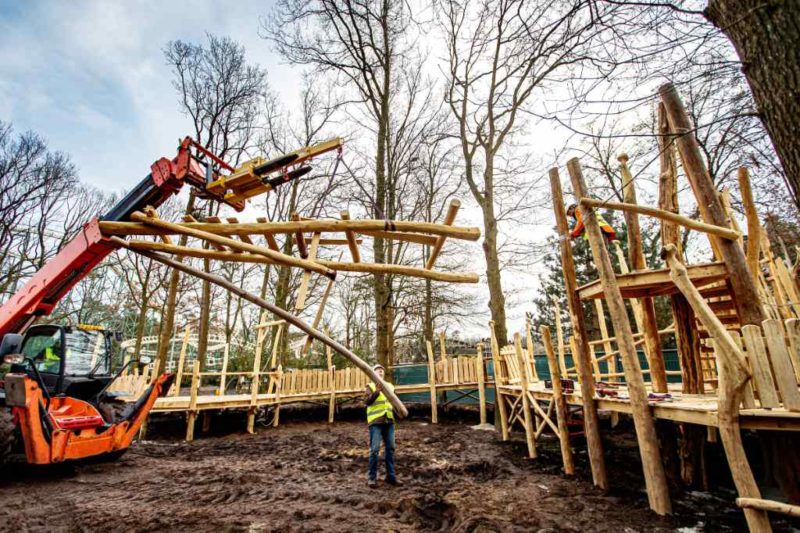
[372,363,385,371]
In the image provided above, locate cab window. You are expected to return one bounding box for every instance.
[21,327,62,374]
[64,329,108,375]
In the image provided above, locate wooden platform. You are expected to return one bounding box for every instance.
[498,382,800,432]
[577,262,729,300]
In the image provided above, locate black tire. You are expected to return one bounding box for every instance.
[0,408,15,466]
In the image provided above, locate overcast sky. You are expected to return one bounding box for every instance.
[0,0,564,338]
[0,0,304,193]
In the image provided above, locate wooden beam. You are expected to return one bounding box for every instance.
[295,232,321,311]
[126,240,478,283]
[359,229,437,246]
[186,360,200,442]
[737,497,800,518]
[618,155,668,393]
[568,157,670,515]
[426,340,439,424]
[255,217,280,251]
[340,211,361,263]
[227,217,254,245]
[426,199,461,269]
[111,237,409,418]
[172,326,191,397]
[476,342,487,425]
[660,82,764,327]
[577,262,729,300]
[130,211,336,280]
[549,168,608,490]
[101,217,481,241]
[326,327,335,424]
[579,198,740,241]
[489,321,510,441]
[291,212,308,259]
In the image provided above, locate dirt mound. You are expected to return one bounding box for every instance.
[0,409,780,532]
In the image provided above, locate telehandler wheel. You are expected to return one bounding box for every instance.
[0,408,15,465]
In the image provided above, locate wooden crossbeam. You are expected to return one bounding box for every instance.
[295,232,321,311]
[425,199,461,270]
[100,218,481,241]
[227,217,253,244]
[255,217,280,251]
[340,211,361,263]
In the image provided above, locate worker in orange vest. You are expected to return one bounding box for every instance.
[567,203,618,244]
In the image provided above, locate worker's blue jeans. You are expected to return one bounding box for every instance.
[368,422,395,481]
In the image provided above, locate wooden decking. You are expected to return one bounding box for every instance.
[577,262,728,300]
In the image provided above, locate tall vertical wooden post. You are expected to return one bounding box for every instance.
[172,326,191,397]
[619,154,668,392]
[325,328,336,423]
[185,360,200,442]
[218,343,230,396]
[549,168,608,490]
[476,342,487,425]
[541,326,575,475]
[567,158,671,514]
[525,318,538,381]
[426,340,439,424]
[658,103,706,489]
[490,321,510,441]
[660,83,764,327]
[552,299,568,376]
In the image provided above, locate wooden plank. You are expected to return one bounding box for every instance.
[185,361,200,442]
[784,318,800,383]
[741,325,780,408]
[577,262,729,300]
[762,319,800,411]
[730,331,756,409]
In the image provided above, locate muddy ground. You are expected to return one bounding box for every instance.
[0,405,796,532]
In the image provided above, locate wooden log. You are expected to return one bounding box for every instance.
[247,324,264,434]
[359,229,437,246]
[549,167,608,490]
[737,168,762,286]
[514,334,537,459]
[129,211,336,279]
[476,342,487,425]
[340,211,361,262]
[291,212,308,259]
[172,325,191,396]
[186,360,200,442]
[124,240,479,283]
[218,342,230,396]
[568,158,670,514]
[579,198,740,241]
[255,217,280,251]
[426,340,439,424]
[426,199,461,269]
[660,83,764,327]
[100,218,482,241]
[325,327,336,423]
[112,237,409,418]
[439,331,449,384]
[489,321,510,441]
[737,497,800,518]
[301,258,339,356]
[662,244,770,532]
[273,366,282,427]
[541,326,575,475]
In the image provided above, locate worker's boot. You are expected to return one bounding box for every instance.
[368,479,377,488]
[385,477,403,487]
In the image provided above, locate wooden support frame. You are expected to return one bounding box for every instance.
[340,211,361,262]
[549,168,608,490]
[490,321,510,441]
[186,360,200,442]
[476,342,487,425]
[425,199,461,269]
[541,326,575,475]
[514,333,536,459]
[568,157,671,515]
[426,340,439,424]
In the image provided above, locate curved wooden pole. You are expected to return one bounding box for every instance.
[579,198,741,241]
[110,237,408,418]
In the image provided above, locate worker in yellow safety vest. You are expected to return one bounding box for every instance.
[567,203,618,244]
[364,363,401,487]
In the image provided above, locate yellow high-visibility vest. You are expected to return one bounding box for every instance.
[366,382,395,424]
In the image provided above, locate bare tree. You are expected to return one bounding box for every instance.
[438,0,606,345]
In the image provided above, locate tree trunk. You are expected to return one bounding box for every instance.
[155,193,196,372]
[706,0,800,211]
[482,205,508,347]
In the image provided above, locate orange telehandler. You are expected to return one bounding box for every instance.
[0,136,342,465]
